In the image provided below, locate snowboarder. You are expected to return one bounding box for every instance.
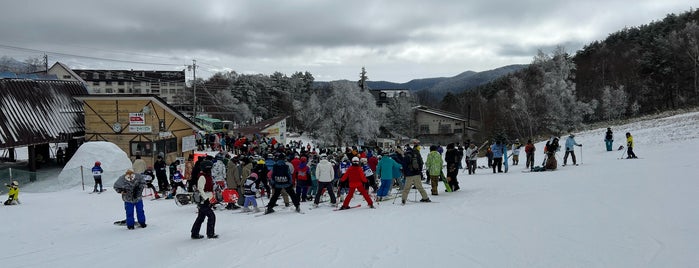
[191,160,218,239]
[113,169,147,229]
[525,140,536,169]
[400,147,431,204]
[91,161,104,193]
[563,134,583,166]
[605,128,614,151]
[511,139,522,165]
[444,143,460,191]
[339,157,375,209]
[4,181,19,205]
[464,142,478,175]
[491,141,505,173]
[626,132,638,159]
[313,153,337,207]
[426,145,443,195]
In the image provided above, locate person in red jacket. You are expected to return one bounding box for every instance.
[339,157,374,210]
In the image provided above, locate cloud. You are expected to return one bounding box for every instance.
[0,0,693,82]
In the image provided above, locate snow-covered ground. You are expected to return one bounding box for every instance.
[2,112,699,268]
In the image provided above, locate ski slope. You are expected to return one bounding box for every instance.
[1,112,698,268]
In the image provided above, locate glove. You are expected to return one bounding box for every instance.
[579,144,583,147]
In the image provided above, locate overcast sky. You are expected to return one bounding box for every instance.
[0,1,692,82]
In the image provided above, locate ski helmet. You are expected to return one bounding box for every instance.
[95,161,101,166]
[11,181,18,186]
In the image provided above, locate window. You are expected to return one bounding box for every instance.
[105,88,113,93]
[117,72,124,79]
[93,88,101,93]
[105,72,112,79]
[153,138,177,157]
[118,88,125,93]
[130,141,153,157]
[63,75,71,79]
[118,81,124,85]
[106,81,112,85]
[454,128,463,133]
[80,72,87,79]
[439,124,452,134]
[93,81,100,86]
[93,72,99,79]
[419,124,430,134]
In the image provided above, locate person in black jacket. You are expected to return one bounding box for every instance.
[191,160,217,239]
[445,143,460,191]
[154,156,170,195]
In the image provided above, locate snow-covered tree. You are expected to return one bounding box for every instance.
[599,85,629,120]
[381,94,416,136]
[312,81,381,146]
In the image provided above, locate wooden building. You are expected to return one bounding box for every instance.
[74,95,201,166]
[414,105,480,145]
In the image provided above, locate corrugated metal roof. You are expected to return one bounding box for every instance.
[233,115,288,137]
[0,79,87,148]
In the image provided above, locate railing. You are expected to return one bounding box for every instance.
[0,166,129,193]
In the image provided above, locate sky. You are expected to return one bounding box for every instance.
[2,111,698,267]
[0,1,693,82]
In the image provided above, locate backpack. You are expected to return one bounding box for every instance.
[271,164,290,184]
[408,152,421,172]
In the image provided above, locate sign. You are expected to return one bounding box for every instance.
[182,135,197,152]
[129,113,145,125]
[159,131,173,138]
[129,125,152,133]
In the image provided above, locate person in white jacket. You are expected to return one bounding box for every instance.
[312,154,337,207]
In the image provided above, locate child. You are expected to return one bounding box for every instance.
[92,161,104,193]
[169,168,186,199]
[142,167,161,199]
[242,173,260,213]
[4,181,19,205]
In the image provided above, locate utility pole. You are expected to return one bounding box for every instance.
[188,60,197,117]
[43,53,48,74]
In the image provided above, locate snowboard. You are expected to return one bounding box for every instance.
[334,204,361,211]
[113,220,146,228]
[440,170,452,192]
[503,145,509,173]
[89,189,108,194]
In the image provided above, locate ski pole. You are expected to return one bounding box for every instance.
[580,145,583,165]
[619,147,627,159]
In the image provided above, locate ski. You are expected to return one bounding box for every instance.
[89,189,108,194]
[255,207,305,217]
[408,200,440,203]
[333,204,361,211]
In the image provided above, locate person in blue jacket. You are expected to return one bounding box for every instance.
[563,134,582,166]
[92,161,104,193]
[491,141,505,173]
[375,153,402,201]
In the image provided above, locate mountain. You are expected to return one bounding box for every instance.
[366,64,527,97]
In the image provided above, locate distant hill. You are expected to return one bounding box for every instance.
[360,64,528,98]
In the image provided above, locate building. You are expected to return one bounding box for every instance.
[73,95,201,166]
[48,62,187,104]
[0,78,88,171]
[369,89,411,107]
[413,105,480,145]
[232,116,288,144]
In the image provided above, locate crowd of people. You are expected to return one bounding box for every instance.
[106,128,639,238]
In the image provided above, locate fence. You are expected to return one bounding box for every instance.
[0,166,129,194]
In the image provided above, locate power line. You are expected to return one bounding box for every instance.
[0,43,182,67]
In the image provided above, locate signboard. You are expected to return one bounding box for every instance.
[129,113,145,125]
[129,125,152,133]
[182,135,197,152]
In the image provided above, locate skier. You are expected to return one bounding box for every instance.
[265,154,301,214]
[338,157,374,209]
[626,132,638,159]
[225,156,242,210]
[485,147,493,168]
[563,134,582,166]
[169,168,187,197]
[605,128,614,151]
[307,155,319,199]
[400,147,431,204]
[375,153,401,201]
[511,139,522,165]
[113,169,147,229]
[294,157,311,202]
[241,173,260,213]
[425,145,443,195]
[91,161,104,193]
[313,153,337,207]
[525,140,536,169]
[360,158,378,193]
[4,181,19,205]
[191,161,218,239]
[463,142,478,175]
[491,141,505,173]
[444,143,460,191]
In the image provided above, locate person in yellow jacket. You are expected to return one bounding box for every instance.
[4,181,19,205]
[625,132,638,159]
[425,145,443,196]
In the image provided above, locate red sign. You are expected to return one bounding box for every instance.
[129,113,145,125]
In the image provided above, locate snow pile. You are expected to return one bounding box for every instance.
[48,141,132,191]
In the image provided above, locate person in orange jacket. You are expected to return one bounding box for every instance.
[338,157,374,210]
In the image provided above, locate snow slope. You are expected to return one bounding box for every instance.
[1,112,698,268]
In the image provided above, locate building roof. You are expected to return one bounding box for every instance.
[49,62,88,85]
[73,94,201,132]
[414,105,478,131]
[233,115,288,137]
[73,69,185,83]
[0,79,88,149]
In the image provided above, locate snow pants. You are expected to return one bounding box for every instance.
[401,175,429,202]
[605,139,613,151]
[492,157,503,173]
[93,176,103,192]
[377,179,393,197]
[267,186,299,210]
[563,150,577,165]
[124,200,146,228]
[314,181,337,205]
[243,195,257,208]
[191,200,216,237]
[526,153,535,169]
[341,186,373,208]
